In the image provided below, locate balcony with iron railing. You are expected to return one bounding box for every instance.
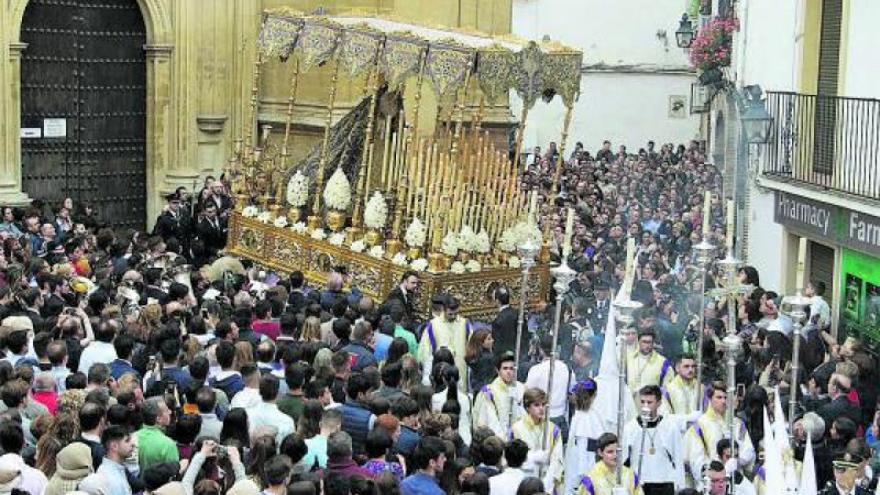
[763,91,880,202]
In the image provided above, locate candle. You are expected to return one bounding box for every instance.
[622,237,635,298]
[563,207,575,257]
[796,237,807,290]
[528,190,537,223]
[702,191,711,235]
[726,199,735,251]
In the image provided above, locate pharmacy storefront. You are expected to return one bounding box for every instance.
[775,191,880,343]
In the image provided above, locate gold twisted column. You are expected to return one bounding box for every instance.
[550,102,575,198]
[312,57,342,215]
[280,58,301,169]
[350,41,385,242]
[449,55,475,159]
[512,104,529,172]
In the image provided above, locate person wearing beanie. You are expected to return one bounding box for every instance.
[44,443,94,495]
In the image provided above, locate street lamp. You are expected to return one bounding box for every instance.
[676,13,695,48]
[740,85,774,144]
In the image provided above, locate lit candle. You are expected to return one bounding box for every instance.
[726,199,735,251]
[622,236,635,298]
[702,191,711,235]
[563,207,575,257]
[528,190,537,223]
[796,237,807,290]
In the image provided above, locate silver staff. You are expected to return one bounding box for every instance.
[692,235,716,412]
[541,257,577,470]
[782,292,810,443]
[613,293,643,486]
[511,237,540,429]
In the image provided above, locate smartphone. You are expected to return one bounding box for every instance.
[736,384,745,399]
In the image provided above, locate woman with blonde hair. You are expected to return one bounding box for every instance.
[300,316,321,342]
[232,341,254,371]
[35,412,80,478]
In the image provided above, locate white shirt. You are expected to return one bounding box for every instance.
[525,359,575,418]
[78,341,118,374]
[248,402,296,446]
[432,388,472,446]
[622,416,685,490]
[230,387,262,409]
[0,453,48,495]
[489,467,526,495]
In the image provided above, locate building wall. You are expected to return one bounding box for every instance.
[514,72,700,153]
[842,0,880,99]
[510,0,700,151]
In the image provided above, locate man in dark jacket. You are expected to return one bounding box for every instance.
[341,321,378,372]
[384,271,419,322]
[491,286,518,356]
[196,202,227,260]
[339,373,376,458]
[817,373,862,427]
[209,341,244,399]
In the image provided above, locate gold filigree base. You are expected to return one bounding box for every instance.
[364,229,383,246]
[428,252,446,273]
[227,213,550,319]
[326,210,346,232]
[346,227,363,245]
[385,239,402,259]
[407,247,422,260]
[539,241,551,264]
[307,215,322,231]
[288,207,302,223]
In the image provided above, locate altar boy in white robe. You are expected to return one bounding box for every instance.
[622,385,685,495]
[511,387,565,494]
[418,295,471,391]
[564,377,608,495]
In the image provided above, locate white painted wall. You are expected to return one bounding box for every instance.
[842,0,880,99]
[514,72,701,153]
[745,183,785,290]
[511,0,700,151]
[512,0,691,67]
[735,0,799,92]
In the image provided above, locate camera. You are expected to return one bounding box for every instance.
[216,445,228,458]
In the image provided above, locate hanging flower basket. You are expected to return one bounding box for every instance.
[689,17,739,86]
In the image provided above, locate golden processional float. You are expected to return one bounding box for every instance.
[225,11,583,318]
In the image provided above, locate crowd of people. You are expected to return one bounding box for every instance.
[0,140,874,495]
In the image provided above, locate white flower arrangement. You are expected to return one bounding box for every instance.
[350,240,366,253]
[450,261,466,274]
[410,258,428,272]
[391,252,409,267]
[257,211,273,224]
[368,245,385,259]
[363,192,388,230]
[242,205,259,218]
[323,167,352,211]
[508,256,522,269]
[465,259,482,273]
[328,233,346,246]
[441,232,460,257]
[498,229,517,252]
[273,216,288,228]
[474,230,491,254]
[458,225,477,252]
[404,218,427,248]
[286,171,309,207]
[291,222,308,234]
[514,221,543,246]
[310,229,327,240]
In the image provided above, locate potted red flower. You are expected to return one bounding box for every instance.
[689,17,739,86]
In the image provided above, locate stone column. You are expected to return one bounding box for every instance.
[0,42,31,205]
[144,43,182,224]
